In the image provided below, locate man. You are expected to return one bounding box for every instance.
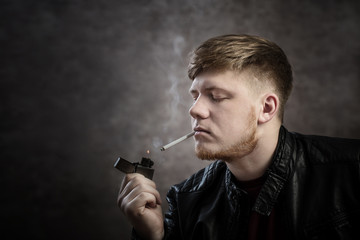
[118,34,360,240]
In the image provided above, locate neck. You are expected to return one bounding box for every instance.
[226,122,281,181]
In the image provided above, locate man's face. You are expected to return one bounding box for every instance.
[189,70,259,161]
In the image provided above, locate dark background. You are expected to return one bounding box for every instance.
[1,0,359,239]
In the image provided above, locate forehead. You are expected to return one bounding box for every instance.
[189,70,245,92]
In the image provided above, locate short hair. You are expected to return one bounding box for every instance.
[188,34,293,122]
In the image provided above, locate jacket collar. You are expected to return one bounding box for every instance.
[224,126,296,216]
[253,126,296,215]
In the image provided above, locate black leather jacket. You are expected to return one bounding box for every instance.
[161,126,360,240]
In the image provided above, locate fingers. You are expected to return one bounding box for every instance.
[120,173,156,192]
[120,173,157,193]
[117,173,162,214]
[122,191,157,217]
[117,173,165,240]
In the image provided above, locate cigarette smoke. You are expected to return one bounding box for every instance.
[153,35,189,139]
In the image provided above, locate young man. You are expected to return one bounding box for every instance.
[118,35,360,240]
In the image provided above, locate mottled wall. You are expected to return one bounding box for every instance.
[1,0,359,239]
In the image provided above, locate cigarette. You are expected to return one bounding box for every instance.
[160,131,195,151]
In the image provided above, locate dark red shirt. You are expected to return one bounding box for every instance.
[237,176,284,240]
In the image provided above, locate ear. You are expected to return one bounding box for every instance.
[258,93,279,124]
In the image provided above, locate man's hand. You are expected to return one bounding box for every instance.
[118,173,164,240]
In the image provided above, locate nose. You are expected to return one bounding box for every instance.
[189,96,210,120]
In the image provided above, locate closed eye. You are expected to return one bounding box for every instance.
[210,96,222,102]
[209,94,229,102]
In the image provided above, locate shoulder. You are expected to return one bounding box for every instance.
[169,160,227,194]
[289,130,360,164]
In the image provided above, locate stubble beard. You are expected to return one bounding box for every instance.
[195,109,258,162]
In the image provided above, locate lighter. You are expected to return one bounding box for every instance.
[114,157,154,179]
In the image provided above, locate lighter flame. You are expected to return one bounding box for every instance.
[146,150,150,154]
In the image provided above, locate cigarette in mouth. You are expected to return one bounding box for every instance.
[160,131,195,151]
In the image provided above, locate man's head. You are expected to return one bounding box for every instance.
[188,34,293,122]
[188,34,293,161]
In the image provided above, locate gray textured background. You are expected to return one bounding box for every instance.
[1,0,359,239]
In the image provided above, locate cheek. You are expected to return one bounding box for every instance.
[214,115,240,138]
[222,110,252,132]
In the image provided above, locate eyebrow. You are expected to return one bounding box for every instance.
[189,86,232,95]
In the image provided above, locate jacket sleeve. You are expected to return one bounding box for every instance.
[163,185,181,240]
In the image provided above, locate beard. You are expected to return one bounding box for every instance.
[195,108,258,161]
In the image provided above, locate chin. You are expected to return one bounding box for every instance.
[195,138,258,161]
[195,145,221,160]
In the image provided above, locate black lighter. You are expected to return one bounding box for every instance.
[114,157,154,179]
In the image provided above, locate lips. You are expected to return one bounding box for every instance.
[194,126,211,135]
